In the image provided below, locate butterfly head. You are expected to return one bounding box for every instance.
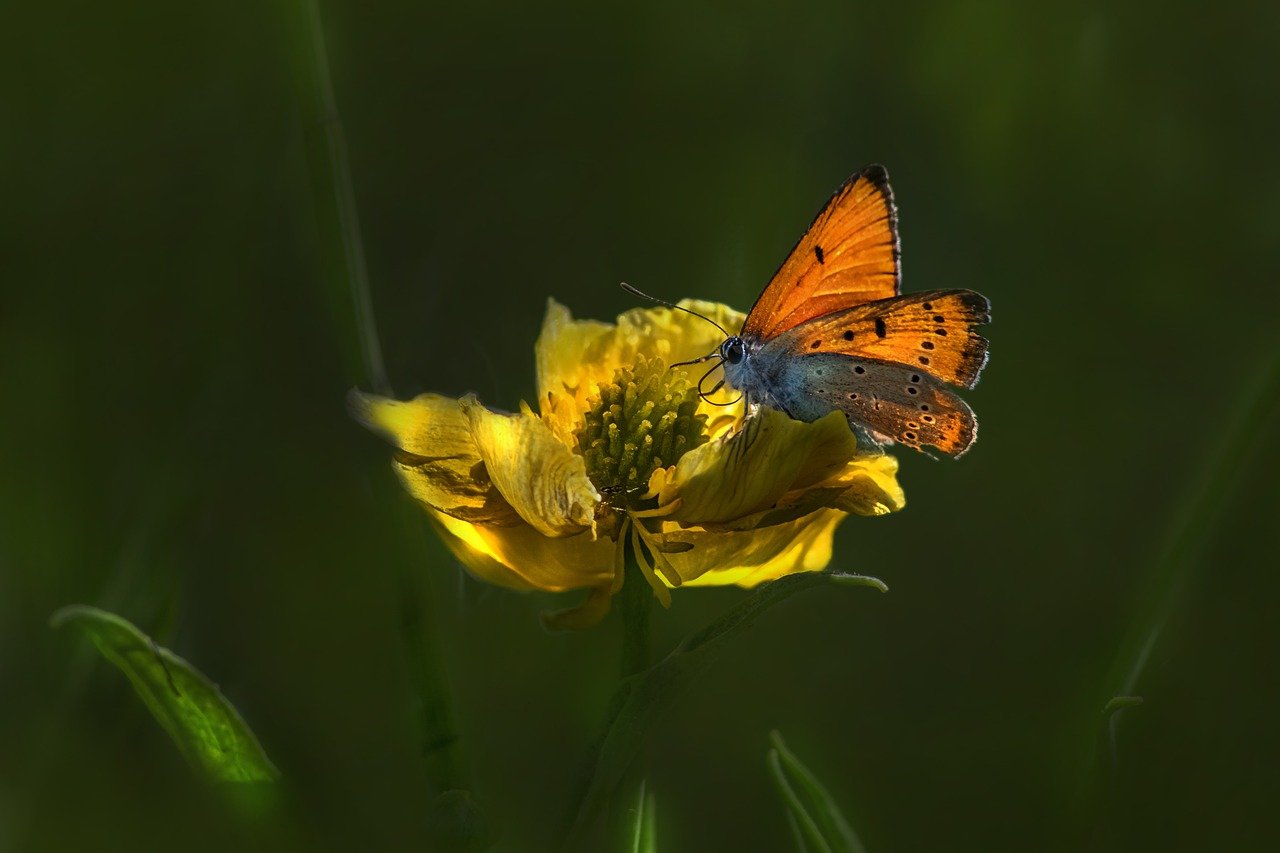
[719,336,747,365]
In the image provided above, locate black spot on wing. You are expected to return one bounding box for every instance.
[874,318,887,338]
[814,245,825,264]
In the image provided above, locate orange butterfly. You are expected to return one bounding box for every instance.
[635,165,990,457]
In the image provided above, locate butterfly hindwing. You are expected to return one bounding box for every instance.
[773,289,990,389]
[741,165,900,341]
[758,349,978,457]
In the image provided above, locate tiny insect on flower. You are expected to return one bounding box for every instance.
[350,298,905,628]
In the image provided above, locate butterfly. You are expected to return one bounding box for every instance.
[628,165,990,458]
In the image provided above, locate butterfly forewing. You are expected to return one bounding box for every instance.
[776,289,991,389]
[742,165,900,341]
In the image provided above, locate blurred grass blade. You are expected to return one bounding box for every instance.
[786,812,814,853]
[1098,696,1144,772]
[1095,351,1280,769]
[300,0,389,394]
[627,779,658,853]
[767,731,864,853]
[1106,351,1280,701]
[1077,350,1280,832]
[51,605,278,783]
[294,0,470,800]
[567,571,886,844]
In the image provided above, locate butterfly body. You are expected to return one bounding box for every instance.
[716,165,991,458]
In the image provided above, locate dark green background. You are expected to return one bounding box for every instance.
[4,1,1279,849]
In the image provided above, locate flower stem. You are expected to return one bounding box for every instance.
[609,540,653,848]
[618,540,653,679]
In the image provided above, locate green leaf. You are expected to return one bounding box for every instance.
[566,570,885,843]
[767,731,864,853]
[627,779,658,853]
[51,605,279,783]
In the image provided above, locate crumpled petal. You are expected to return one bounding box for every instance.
[657,409,862,526]
[699,451,906,531]
[826,452,906,516]
[348,389,520,525]
[534,298,747,443]
[461,395,600,538]
[638,508,846,588]
[431,509,615,592]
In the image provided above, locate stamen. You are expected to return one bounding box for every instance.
[575,355,709,506]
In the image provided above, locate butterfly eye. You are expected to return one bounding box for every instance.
[720,337,746,365]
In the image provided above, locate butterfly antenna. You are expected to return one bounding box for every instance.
[670,350,719,369]
[620,282,731,337]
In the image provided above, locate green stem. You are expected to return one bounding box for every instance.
[618,540,653,679]
[611,541,653,847]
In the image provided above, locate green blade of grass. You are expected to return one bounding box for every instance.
[1081,349,1280,831]
[51,605,278,783]
[627,779,658,853]
[1102,351,1280,723]
[292,0,470,801]
[767,731,864,853]
[300,0,389,395]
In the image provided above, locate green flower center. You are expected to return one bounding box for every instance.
[576,355,708,505]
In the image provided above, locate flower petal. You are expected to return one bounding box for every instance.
[535,299,617,443]
[461,395,599,538]
[644,509,846,588]
[658,409,860,526]
[534,298,748,442]
[829,453,906,516]
[431,509,615,592]
[348,390,520,525]
[693,452,906,531]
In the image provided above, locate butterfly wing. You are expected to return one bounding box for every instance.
[758,349,979,458]
[741,165,900,341]
[775,289,991,389]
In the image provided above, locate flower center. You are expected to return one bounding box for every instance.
[575,355,708,505]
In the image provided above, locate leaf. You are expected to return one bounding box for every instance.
[767,731,864,853]
[51,605,279,783]
[627,779,658,853]
[566,570,886,843]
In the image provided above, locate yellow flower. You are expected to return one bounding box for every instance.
[350,298,905,628]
